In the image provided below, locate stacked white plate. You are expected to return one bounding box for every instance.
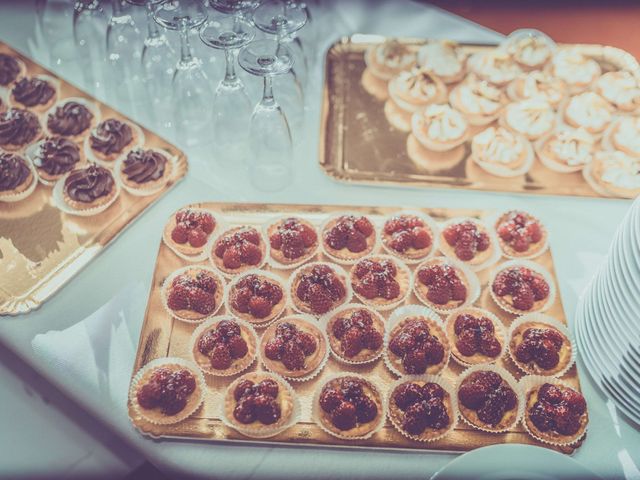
[575,196,640,425]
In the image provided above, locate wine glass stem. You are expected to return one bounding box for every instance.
[223,48,237,83]
[146,3,161,39]
[261,75,275,107]
[112,0,123,16]
[179,21,193,66]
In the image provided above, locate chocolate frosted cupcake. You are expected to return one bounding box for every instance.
[0,108,42,151]
[28,136,82,184]
[57,164,119,215]
[87,118,142,165]
[0,152,36,202]
[0,53,24,86]
[46,98,97,142]
[117,147,172,196]
[10,75,58,112]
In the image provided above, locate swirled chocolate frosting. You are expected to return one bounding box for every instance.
[89,119,133,155]
[64,165,114,203]
[34,136,80,176]
[0,54,20,86]
[12,77,55,107]
[47,101,93,136]
[0,152,30,191]
[0,108,40,147]
[122,149,167,184]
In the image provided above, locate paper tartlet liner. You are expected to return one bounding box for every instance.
[519,375,588,446]
[114,146,176,197]
[386,374,459,442]
[161,207,223,263]
[438,217,502,272]
[490,209,550,260]
[9,74,60,113]
[380,209,441,264]
[455,363,525,434]
[224,269,288,328]
[444,307,507,367]
[319,303,386,365]
[312,372,387,441]
[160,265,226,324]
[383,304,450,377]
[319,212,380,265]
[188,315,259,377]
[208,224,270,278]
[0,157,38,203]
[84,122,145,168]
[129,357,206,426]
[350,254,414,312]
[507,313,576,378]
[51,167,121,216]
[25,138,86,187]
[258,314,331,382]
[412,256,481,314]
[220,371,301,439]
[288,261,353,317]
[262,214,320,270]
[489,259,557,315]
[43,96,102,142]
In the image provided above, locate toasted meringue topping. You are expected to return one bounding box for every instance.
[548,127,595,166]
[469,50,522,84]
[552,49,601,85]
[472,126,525,165]
[613,117,640,157]
[374,40,414,70]
[505,99,555,137]
[597,151,640,189]
[417,41,465,77]
[509,37,552,67]
[422,104,467,141]
[393,68,440,100]
[565,92,612,131]
[453,78,504,115]
[595,71,640,110]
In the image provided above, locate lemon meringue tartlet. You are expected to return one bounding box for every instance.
[507,71,566,108]
[471,126,534,177]
[549,48,601,93]
[411,104,469,152]
[593,71,640,113]
[468,50,522,87]
[449,76,508,126]
[365,39,416,81]
[500,98,555,140]
[417,40,467,84]
[562,92,612,136]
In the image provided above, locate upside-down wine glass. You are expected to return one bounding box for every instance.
[73,0,109,97]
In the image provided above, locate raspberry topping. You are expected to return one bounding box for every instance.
[166,270,218,316]
[352,258,402,301]
[492,266,549,311]
[514,326,565,370]
[529,383,586,436]
[213,227,263,270]
[417,262,467,306]
[331,309,383,358]
[170,209,215,248]
[264,322,318,371]
[319,378,379,431]
[392,382,450,435]
[388,319,446,374]
[295,264,346,314]
[496,211,544,254]
[383,214,432,254]
[442,220,491,261]
[269,217,318,260]
[323,215,374,254]
[197,319,249,370]
[457,371,517,426]
[233,378,282,425]
[136,367,197,415]
[230,274,284,319]
[454,313,502,358]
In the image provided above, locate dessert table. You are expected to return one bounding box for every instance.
[1,0,640,478]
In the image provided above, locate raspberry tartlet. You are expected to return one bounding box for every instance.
[162,266,224,322]
[445,308,506,366]
[457,366,522,432]
[381,212,438,263]
[321,213,377,264]
[226,271,287,327]
[522,377,588,445]
[211,226,267,276]
[388,376,457,442]
[163,207,218,261]
[222,372,298,438]
[260,316,328,381]
[350,255,411,311]
[129,357,205,425]
[440,218,499,271]
[190,317,258,376]
[494,210,548,259]
[413,257,479,313]
[315,375,385,440]
[490,261,555,315]
[385,306,450,376]
[324,304,385,364]
[267,216,318,268]
[508,314,574,377]
[290,262,350,316]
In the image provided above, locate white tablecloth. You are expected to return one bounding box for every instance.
[1,0,640,478]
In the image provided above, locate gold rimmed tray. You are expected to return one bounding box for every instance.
[129,201,584,454]
[0,42,188,315]
[319,34,639,198]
